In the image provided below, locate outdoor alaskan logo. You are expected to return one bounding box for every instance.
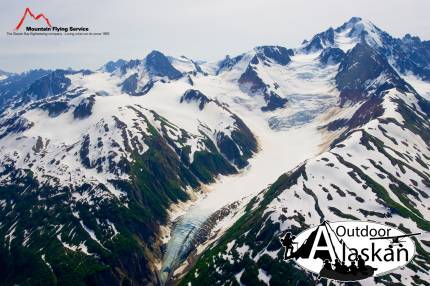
[281,221,420,281]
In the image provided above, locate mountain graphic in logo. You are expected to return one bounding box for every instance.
[15,8,52,31]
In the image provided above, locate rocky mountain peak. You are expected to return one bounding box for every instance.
[101,59,127,73]
[302,17,386,53]
[253,45,294,66]
[144,50,183,80]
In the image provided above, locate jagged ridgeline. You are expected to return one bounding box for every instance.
[181,18,430,286]
[1,16,430,286]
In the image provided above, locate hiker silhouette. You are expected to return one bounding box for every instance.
[281,232,296,259]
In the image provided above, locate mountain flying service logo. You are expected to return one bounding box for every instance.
[15,7,52,31]
[281,221,420,281]
[11,7,92,34]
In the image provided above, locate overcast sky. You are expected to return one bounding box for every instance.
[1,0,429,73]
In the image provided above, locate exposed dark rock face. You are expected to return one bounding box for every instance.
[337,43,390,92]
[103,59,127,73]
[140,80,155,95]
[74,95,96,119]
[119,59,141,75]
[216,118,258,168]
[227,113,258,167]
[217,132,246,168]
[80,134,91,168]
[238,64,267,94]
[0,116,34,139]
[261,91,288,112]
[180,89,210,110]
[324,118,349,131]
[239,64,287,112]
[121,73,139,95]
[255,46,293,66]
[303,27,335,52]
[39,101,69,117]
[179,89,258,168]
[121,74,155,96]
[348,97,385,128]
[187,75,194,85]
[319,47,345,65]
[418,98,430,117]
[379,33,430,81]
[0,69,51,109]
[326,97,385,131]
[335,43,406,105]
[144,50,183,80]
[327,43,413,130]
[216,55,244,74]
[22,70,72,102]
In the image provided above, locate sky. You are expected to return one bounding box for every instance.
[1,0,430,73]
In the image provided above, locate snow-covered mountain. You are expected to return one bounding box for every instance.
[1,17,430,286]
[205,46,294,112]
[0,51,258,284]
[179,19,430,286]
[302,17,430,81]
